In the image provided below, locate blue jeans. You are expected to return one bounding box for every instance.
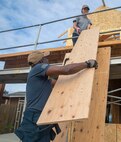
[72,33,79,46]
[15,109,60,142]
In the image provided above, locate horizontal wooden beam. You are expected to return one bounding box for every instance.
[0,46,72,60]
[0,40,121,61]
[99,40,121,47]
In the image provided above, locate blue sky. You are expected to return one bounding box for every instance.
[0,0,121,92]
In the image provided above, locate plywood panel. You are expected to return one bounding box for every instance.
[52,54,71,142]
[104,124,121,142]
[72,47,111,142]
[117,124,121,142]
[104,124,116,142]
[52,122,70,142]
[37,28,99,125]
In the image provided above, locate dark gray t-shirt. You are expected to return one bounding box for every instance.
[26,63,52,111]
[73,15,92,34]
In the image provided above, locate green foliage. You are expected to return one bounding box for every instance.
[0,123,14,134]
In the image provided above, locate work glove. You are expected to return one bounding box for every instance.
[85,59,98,69]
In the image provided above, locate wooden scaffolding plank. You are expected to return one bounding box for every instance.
[72,47,111,142]
[99,40,121,47]
[37,27,99,125]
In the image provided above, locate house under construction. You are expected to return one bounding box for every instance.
[0,4,121,142]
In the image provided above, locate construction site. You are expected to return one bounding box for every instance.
[0,0,121,142]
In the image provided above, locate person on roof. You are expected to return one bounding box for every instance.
[72,5,92,45]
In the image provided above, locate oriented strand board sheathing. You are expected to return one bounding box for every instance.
[37,27,99,125]
[88,6,121,31]
[72,47,111,142]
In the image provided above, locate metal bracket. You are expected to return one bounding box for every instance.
[64,58,69,65]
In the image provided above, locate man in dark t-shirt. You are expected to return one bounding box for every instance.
[72,5,92,45]
[15,51,98,142]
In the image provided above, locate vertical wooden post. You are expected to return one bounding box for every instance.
[71,47,111,142]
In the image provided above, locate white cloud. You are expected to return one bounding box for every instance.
[0,0,121,53]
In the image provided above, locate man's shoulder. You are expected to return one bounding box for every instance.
[28,63,50,78]
[41,63,49,69]
[32,63,49,70]
[32,63,50,74]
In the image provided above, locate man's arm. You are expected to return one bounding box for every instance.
[51,79,57,87]
[73,21,81,34]
[87,24,92,29]
[87,19,92,29]
[46,60,98,76]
